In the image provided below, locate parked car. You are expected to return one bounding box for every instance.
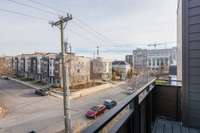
[103,99,117,109]
[35,89,48,96]
[1,76,9,80]
[35,85,53,96]
[85,105,106,119]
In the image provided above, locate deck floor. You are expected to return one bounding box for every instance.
[153,118,200,133]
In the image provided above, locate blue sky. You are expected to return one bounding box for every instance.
[0,0,177,59]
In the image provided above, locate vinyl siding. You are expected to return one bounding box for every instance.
[177,0,183,81]
[180,0,200,128]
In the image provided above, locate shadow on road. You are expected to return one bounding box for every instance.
[20,92,40,98]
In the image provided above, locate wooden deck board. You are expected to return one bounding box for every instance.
[182,127,189,133]
[153,119,200,133]
[172,123,181,133]
[155,119,164,133]
[164,120,172,133]
[190,128,199,133]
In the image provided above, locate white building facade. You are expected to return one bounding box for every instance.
[132,47,177,71]
[147,47,177,70]
[91,57,112,81]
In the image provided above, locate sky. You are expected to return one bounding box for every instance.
[0,0,177,59]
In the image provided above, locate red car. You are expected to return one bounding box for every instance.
[85,105,106,119]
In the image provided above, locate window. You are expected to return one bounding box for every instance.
[148,59,151,66]
[165,58,168,65]
[157,59,159,66]
[161,58,164,66]
[153,59,155,66]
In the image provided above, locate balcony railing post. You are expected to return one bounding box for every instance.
[133,96,140,133]
[146,91,153,133]
[129,98,135,133]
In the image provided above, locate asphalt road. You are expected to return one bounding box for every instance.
[0,79,130,133]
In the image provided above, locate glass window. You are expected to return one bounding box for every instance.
[165,58,168,65]
[157,59,159,66]
[153,59,155,66]
[161,58,164,66]
[148,59,151,66]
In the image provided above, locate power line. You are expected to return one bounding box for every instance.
[0,8,48,21]
[24,0,105,42]
[74,18,117,44]
[70,29,100,44]
[71,21,105,42]
[27,0,66,14]
[6,0,58,15]
[24,0,121,44]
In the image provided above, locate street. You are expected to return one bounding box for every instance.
[0,79,130,133]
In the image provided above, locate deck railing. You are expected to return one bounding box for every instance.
[81,79,182,133]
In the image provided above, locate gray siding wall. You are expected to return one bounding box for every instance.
[179,0,200,128]
[177,0,183,81]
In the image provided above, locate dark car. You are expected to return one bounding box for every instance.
[35,89,48,96]
[103,99,117,109]
[85,105,106,119]
[34,85,53,96]
[1,76,9,80]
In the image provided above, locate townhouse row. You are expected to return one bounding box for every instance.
[12,53,114,87]
[12,52,132,88]
[13,52,61,86]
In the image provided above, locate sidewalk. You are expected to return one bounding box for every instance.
[51,81,126,100]
[9,77,126,100]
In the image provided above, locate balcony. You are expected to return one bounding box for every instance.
[81,79,200,133]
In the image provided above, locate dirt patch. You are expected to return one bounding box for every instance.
[71,82,104,91]
[56,81,104,92]
[0,104,8,118]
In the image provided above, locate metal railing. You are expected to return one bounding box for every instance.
[81,79,182,133]
[81,78,156,133]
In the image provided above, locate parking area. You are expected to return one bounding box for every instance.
[0,78,132,133]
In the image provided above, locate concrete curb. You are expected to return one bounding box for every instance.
[9,77,126,100]
[50,81,126,100]
[8,77,41,90]
[49,92,64,99]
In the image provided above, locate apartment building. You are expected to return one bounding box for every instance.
[60,53,91,87]
[132,48,176,71]
[14,54,31,78]
[132,49,148,71]
[14,55,22,77]
[20,54,33,78]
[147,47,177,70]
[112,60,131,80]
[12,52,91,87]
[29,53,44,80]
[125,55,134,67]
[41,53,60,86]
[91,57,112,81]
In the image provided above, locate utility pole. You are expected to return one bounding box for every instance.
[50,14,72,133]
